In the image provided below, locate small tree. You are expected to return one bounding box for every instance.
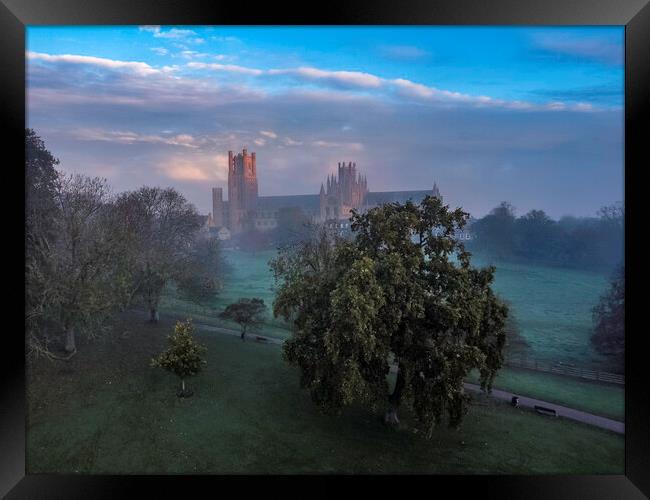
[219,298,267,341]
[151,319,206,397]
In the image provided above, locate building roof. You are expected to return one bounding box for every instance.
[257,194,321,210]
[253,190,435,212]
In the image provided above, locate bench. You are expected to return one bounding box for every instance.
[534,405,558,417]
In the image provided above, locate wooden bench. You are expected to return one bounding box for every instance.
[534,405,558,417]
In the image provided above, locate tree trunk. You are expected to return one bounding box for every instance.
[64,326,76,354]
[241,325,246,341]
[149,307,159,323]
[181,379,185,392]
[384,363,405,425]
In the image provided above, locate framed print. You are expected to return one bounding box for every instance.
[3,0,649,497]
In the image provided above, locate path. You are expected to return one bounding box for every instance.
[193,321,625,435]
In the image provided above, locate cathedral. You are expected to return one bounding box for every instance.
[319,162,368,221]
[209,148,442,236]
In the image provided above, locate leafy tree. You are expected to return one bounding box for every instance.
[219,298,267,341]
[26,129,61,356]
[272,196,508,436]
[513,210,558,262]
[175,236,227,306]
[469,201,516,259]
[151,319,206,397]
[592,265,625,370]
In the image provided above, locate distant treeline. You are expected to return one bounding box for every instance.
[466,202,624,272]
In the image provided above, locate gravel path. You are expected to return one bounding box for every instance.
[194,321,624,435]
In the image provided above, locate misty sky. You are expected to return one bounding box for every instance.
[26,26,624,218]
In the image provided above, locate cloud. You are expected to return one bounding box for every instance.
[157,153,228,183]
[72,128,202,148]
[312,140,364,151]
[532,33,623,65]
[28,54,267,111]
[180,50,209,60]
[151,47,169,56]
[186,61,264,75]
[187,59,604,112]
[259,130,277,139]
[27,51,160,76]
[283,137,302,146]
[28,50,609,114]
[140,26,197,39]
[253,138,266,146]
[268,67,383,89]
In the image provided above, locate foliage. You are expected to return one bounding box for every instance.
[219,298,267,340]
[151,319,207,381]
[27,129,136,357]
[591,265,625,365]
[175,236,227,306]
[26,129,61,355]
[25,129,225,359]
[468,202,624,271]
[272,196,508,436]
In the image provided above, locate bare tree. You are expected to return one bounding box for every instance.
[115,187,203,322]
[32,174,123,357]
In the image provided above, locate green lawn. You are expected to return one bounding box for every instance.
[159,289,625,422]
[160,249,623,422]
[27,312,623,474]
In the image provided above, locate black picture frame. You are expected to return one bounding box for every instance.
[3,0,648,497]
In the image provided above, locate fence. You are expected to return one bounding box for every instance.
[503,355,624,385]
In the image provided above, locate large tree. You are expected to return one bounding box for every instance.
[469,201,516,259]
[26,129,61,355]
[272,196,508,436]
[40,174,124,355]
[114,187,203,322]
[26,131,132,357]
[175,235,227,306]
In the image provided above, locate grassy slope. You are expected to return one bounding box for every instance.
[27,312,623,475]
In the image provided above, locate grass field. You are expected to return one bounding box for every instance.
[470,255,613,371]
[27,312,623,474]
[164,249,615,370]
[158,249,624,420]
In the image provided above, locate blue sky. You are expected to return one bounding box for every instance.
[26,26,624,217]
